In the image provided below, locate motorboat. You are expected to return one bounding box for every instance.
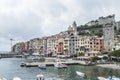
[36,74,44,80]
[0,77,7,80]
[76,71,87,78]
[98,76,120,80]
[54,62,67,69]
[108,76,120,80]
[12,77,21,80]
[98,77,107,80]
[38,64,46,69]
[20,62,26,67]
[54,58,67,69]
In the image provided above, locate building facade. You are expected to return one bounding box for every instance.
[103,23,115,52]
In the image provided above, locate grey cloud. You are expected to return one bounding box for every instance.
[0,12,43,40]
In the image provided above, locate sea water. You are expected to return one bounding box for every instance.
[0,58,120,80]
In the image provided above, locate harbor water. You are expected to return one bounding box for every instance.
[0,58,120,80]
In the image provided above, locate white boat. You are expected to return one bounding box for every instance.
[76,71,87,78]
[54,58,67,69]
[54,62,67,69]
[38,64,46,69]
[36,74,44,80]
[107,76,120,80]
[98,77,107,80]
[98,76,120,80]
[12,77,21,80]
[0,77,7,80]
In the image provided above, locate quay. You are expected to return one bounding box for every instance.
[0,53,23,58]
[21,59,94,67]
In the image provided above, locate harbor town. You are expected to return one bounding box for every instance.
[0,14,120,80]
[11,14,120,67]
[0,0,120,80]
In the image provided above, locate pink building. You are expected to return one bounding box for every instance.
[90,37,104,52]
[57,38,64,54]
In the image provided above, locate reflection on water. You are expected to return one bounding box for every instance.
[0,58,120,80]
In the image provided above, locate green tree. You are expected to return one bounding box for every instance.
[78,52,84,56]
[108,49,120,61]
[108,49,120,57]
[92,56,100,61]
[102,56,108,60]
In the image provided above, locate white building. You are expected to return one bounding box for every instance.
[113,43,120,51]
[116,21,120,31]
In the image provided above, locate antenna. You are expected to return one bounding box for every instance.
[10,38,14,52]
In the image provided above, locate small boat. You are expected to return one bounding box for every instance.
[76,71,87,78]
[98,77,107,80]
[98,76,120,80]
[54,62,67,69]
[12,77,21,80]
[20,62,26,67]
[54,58,67,69]
[36,74,44,80]
[38,64,46,69]
[0,77,7,80]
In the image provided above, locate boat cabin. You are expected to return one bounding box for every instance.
[36,74,44,80]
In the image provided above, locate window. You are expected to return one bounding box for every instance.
[96,43,99,45]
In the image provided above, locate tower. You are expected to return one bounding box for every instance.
[103,23,115,52]
[72,21,77,36]
[72,21,77,31]
[103,14,115,52]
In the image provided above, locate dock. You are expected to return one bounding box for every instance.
[21,59,94,67]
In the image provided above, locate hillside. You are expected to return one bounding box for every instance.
[77,24,103,37]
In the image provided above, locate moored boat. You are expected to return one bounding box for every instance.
[54,62,67,69]
[76,71,87,78]
[98,77,107,80]
[54,58,67,69]
[20,62,26,67]
[38,64,46,69]
[98,76,120,80]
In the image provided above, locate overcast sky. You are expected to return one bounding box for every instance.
[0,0,120,51]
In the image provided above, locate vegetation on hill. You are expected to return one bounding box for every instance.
[77,24,103,37]
[77,24,103,30]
